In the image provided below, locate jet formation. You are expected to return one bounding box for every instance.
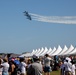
[23,11,32,20]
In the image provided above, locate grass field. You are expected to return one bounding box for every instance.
[43,70,60,75]
[26,70,60,75]
[50,70,60,75]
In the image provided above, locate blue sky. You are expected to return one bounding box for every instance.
[0,0,76,54]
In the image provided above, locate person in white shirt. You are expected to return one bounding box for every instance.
[64,57,72,75]
[1,58,9,75]
[71,60,75,75]
[19,58,27,75]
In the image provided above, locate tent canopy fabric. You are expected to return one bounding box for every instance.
[51,45,62,56]
[19,45,75,57]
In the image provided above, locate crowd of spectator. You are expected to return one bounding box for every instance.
[0,54,76,75]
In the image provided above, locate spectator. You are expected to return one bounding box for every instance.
[64,57,72,75]
[43,54,52,75]
[19,58,27,75]
[54,55,59,71]
[27,55,43,75]
[1,58,9,75]
[8,60,16,75]
[0,58,3,75]
[60,61,65,75]
[27,58,33,68]
[71,60,75,75]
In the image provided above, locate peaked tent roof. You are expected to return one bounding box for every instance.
[52,45,62,56]
[59,45,68,55]
[31,49,38,55]
[37,47,44,56]
[49,47,56,55]
[63,45,74,55]
[40,47,48,56]
[31,49,35,55]
[35,48,41,56]
[47,48,52,55]
[69,48,76,55]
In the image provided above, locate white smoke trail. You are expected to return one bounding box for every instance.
[30,13,76,24]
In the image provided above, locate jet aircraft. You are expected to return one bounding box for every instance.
[23,11,32,20]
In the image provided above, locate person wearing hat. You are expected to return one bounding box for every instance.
[27,55,43,75]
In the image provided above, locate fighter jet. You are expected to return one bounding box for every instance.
[23,11,32,20]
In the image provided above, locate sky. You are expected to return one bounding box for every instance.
[0,0,76,54]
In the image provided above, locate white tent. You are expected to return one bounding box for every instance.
[37,47,44,56]
[31,49,38,55]
[49,47,56,55]
[59,45,68,55]
[69,48,76,55]
[40,47,48,56]
[32,49,35,53]
[31,49,35,55]
[35,48,41,56]
[19,53,31,57]
[19,45,76,57]
[46,47,52,55]
[63,45,74,55]
[52,45,62,56]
